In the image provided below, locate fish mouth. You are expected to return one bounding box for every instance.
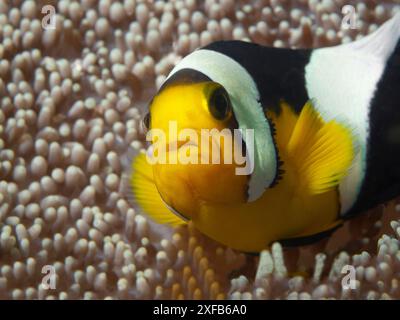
[167,140,198,152]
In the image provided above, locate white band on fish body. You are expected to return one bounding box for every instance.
[305,13,400,214]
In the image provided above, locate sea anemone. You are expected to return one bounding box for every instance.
[0,0,399,300]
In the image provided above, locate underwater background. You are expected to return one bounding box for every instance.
[0,0,400,299]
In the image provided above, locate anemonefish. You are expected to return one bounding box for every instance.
[130,13,400,253]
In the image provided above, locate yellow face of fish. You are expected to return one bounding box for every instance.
[144,81,248,221]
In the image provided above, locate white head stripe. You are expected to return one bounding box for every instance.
[166,49,277,201]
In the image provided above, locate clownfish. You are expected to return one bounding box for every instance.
[130,13,400,253]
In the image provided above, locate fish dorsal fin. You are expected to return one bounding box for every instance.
[130,152,186,226]
[341,12,400,62]
[286,101,356,194]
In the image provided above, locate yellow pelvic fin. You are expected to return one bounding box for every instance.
[285,101,355,194]
[130,152,186,226]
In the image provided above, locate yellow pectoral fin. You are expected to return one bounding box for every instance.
[287,101,356,194]
[130,152,186,226]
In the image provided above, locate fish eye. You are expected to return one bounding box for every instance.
[208,86,232,121]
[143,112,151,130]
